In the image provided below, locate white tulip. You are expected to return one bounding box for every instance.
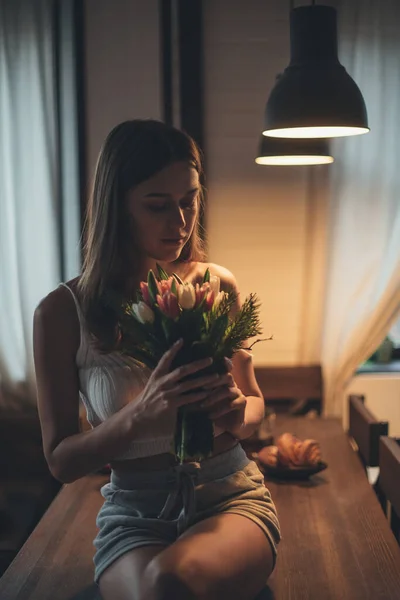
[214,291,226,307]
[177,283,196,309]
[132,301,155,324]
[209,275,220,296]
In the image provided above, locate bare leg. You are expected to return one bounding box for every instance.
[98,545,167,600]
[140,513,274,600]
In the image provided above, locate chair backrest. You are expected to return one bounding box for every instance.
[348,394,389,467]
[378,436,400,543]
[254,365,323,414]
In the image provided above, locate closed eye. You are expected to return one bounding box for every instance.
[146,196,198,213]
[147,204,167,212]
[180,199,197,210]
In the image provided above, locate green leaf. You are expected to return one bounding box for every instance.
[172,272,184,285]
[161,316,175,344]
[171,278,177,295]
[156,263,169,280]
[221,293,263,352]
[195,295,207,312]
[202,268,210,283]
[147,270,159,303]
[208,313,229,346]
[202,312,210,333]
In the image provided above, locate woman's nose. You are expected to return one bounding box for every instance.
[171,207,186,227]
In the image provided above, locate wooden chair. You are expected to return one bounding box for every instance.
[348,394,389,505]
[254,365,323,415]
[377,436,400,543]
[348,394,389,468]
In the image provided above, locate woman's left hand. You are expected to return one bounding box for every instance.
[201,359,247,438]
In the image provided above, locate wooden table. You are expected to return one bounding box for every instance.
[0,474,105,600]
[0,417,399,599]
[265,417,400,600]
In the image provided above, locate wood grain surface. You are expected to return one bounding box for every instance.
[0,476,105,599]
[266,417,400,600]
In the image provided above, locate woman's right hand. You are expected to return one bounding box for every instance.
[129,339,225,437]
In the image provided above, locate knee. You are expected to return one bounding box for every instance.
[142,555,208,600]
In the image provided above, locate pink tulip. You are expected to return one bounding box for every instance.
[157,291,180,320]
[156,294,166,314]
[194,282,210,308]
[140,282,152,305]
[203,290,215,312]
[159,278,174,295]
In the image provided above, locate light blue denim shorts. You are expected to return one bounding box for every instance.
[93,443,281,584]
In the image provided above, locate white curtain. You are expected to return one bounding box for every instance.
[0,0,61,409]
[389,317,400,346]
[321,0,400,416]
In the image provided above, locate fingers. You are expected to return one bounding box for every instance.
[177,372,220,394]
[168,357,213,384]
[224,357,233,372]
[202,373,234,390]
[175,388,211,408]
[201,386,238,407]
[209,395,247,420]
[153,339,184,376]
[155,348,232,381]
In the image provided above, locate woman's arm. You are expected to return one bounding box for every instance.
[210,350,265,441]
[206,264,266,440]
[229,349,265,440]
[33,289,140,483]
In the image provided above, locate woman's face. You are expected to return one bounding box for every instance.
[126,161,200,263]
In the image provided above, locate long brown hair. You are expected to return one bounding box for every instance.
[78,119,206,348]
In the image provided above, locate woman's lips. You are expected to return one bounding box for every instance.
[162,238,185,245]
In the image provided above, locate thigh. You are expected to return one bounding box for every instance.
[99,545,167,600]
[142,513,275,600]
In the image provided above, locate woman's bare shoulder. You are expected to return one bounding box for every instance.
[200,262,239,291]
[64,275,81,293]
[34,277,81,333]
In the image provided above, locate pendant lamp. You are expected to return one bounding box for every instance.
[263,4,369,139]
[255,135,333,165]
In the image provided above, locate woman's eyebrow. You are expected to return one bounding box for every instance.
[144,187,199,198]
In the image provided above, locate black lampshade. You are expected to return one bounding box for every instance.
[255,135,333,166]
[263,5,369,139]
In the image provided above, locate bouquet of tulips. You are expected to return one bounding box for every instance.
[110,265,263,462]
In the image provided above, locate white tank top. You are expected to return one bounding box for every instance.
[59,283,176,460]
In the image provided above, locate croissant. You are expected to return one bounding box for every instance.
[258,445,278,468]
[276,433,302,467]
[298,439,321,466]
[258,433,323,470]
